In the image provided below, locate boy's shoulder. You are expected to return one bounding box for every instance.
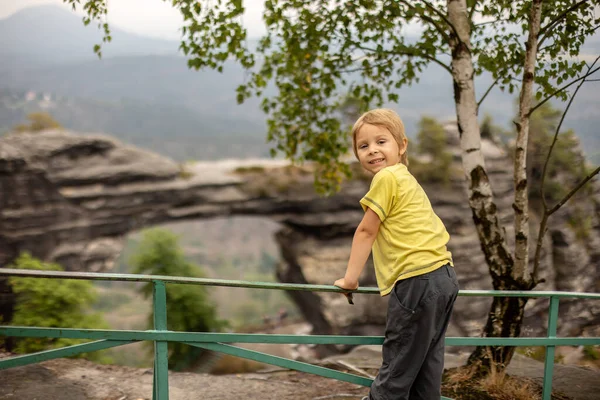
[373,164,421,192]
[376,164,410,181]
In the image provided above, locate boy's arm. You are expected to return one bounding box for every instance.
[334,207,381,291]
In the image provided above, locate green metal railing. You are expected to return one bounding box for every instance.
[0,268,599,400]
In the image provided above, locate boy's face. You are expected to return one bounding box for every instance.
[355,123,407,175]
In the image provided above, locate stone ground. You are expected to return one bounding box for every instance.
[327,346,600,400]
[0,357,369,400]
[2,346,600,400]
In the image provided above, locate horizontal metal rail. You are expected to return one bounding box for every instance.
[1,327,599,347]
[1,268,599,400]
[2,268,600,299]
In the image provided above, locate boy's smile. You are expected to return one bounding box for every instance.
[355,123,407,174]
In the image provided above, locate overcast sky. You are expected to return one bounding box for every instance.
[0,0,267,39]
[1,1,598,54]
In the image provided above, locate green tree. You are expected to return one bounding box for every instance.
[70,0,600,373]
[7,253,108,360]
[410,116,453,184]
[338,95,368,131]
[417,116,448,156]
[12,112,62,132]
[479,114,503,141]
[130,228,226,371]
[526,102,587,204]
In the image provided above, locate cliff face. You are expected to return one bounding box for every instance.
[1,129,598,339]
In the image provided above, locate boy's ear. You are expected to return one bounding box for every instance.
[399,138,408,155]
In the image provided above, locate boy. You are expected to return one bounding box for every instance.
[334,109,458,400]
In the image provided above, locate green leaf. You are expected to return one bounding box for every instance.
[68,0,600,194]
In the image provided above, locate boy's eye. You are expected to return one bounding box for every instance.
[359,144,368,149]
[377,140,386,144]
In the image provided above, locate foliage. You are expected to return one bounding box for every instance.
[566,208,594,241]
[184,0,598,192]
[583,345,600,361]
[7,253,109,360]
[66,0,600,373]
[65,1,599,192]
[480,114,509,142]
[526,103,588,204]
[338,95,368,131]
[515,346,563,363]
[12,112,62,133]
[410,116,453,184]
[480,114,495,140]
[417,116,447,156]
[130,228,226,371]
[178,163,194,179]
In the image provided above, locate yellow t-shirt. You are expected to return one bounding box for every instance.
[360,164,453,296]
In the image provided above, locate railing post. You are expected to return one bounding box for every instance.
[152,280,169,400]
[542,296,559,400]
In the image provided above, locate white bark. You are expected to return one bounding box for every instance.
[448,1,480,170]
[448,0,527,371]
[447,0,512,278]
[513,0,543,281]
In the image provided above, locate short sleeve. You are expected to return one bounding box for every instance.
[360,170,397,222]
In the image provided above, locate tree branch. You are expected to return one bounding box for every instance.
[541,59,598,210]
[352,43,452,74]
[537,0,591,50]
[395,0,454,45]
[477,76,499,111]
[468,0,478,23]
[531,213,549,287]
[531,55,600,283]
[549,166,600,215]
[538,23,600,53]
[336,58,394,74]
[421,0,462,40]
[532,163,600,283]
[474,20,504,27]
[528,64,600,117]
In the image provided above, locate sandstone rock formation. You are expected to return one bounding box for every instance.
[1,129,598,343]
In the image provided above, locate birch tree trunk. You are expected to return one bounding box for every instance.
[513,0,543,280]
[447,0,536,372]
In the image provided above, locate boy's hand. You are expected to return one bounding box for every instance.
[334,278,359,305]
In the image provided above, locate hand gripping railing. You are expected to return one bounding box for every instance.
[0,268,599,400]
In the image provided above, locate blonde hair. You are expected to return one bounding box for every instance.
[351,108,409,166]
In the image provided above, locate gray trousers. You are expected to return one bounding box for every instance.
[369,264,459,400]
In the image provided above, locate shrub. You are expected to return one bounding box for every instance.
[12,112,62,132]
[411,116,454,184]
[7,253,109,361]
[130,228,227,371]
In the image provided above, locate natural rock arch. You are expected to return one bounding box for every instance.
[1,130,598,342]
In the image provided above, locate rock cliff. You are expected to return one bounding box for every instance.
[1,129,598,340]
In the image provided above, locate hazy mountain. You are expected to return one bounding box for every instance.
[1,5,598,163]
[0,5,179,65]
[1,53,263,121]
[0,88,271,161]
[0,6,270,159]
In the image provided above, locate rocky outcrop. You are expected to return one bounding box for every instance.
[0,130,367,328]
[0,131,360,271]
[1,129,598,341]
